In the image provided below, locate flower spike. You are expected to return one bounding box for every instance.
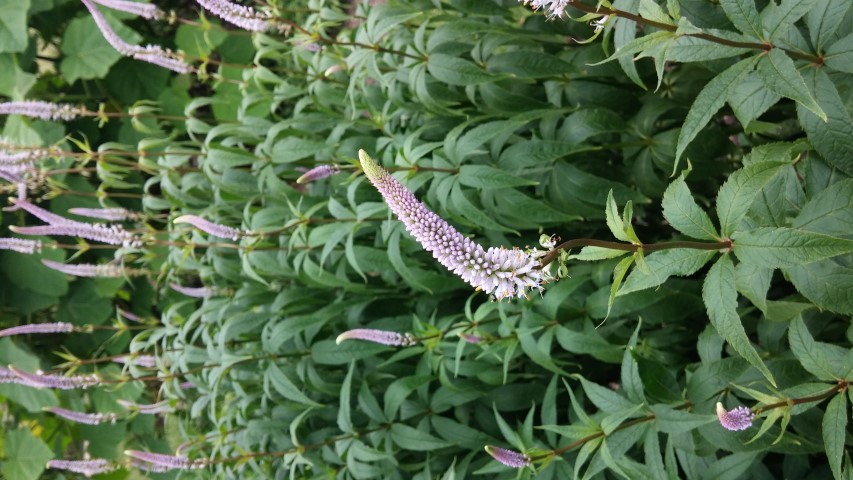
[336,328,417,347]
[485,446,531,468]
[358,149,548,301]
[716,402,755,431]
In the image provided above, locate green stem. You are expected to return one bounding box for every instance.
[539,238,731,268]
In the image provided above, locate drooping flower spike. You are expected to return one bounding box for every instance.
[0,101,86,121]
[91,0,165,20]
[7,366,101,390]
[47,458,118,477]
[0,238,42,254]
[124,450,205,471]
[297,164,341,184]
[0,322,73,338]
[194,0,273,32]
[69,206,138,221]
[716,402,755,431]
[170,283,216,298]
[173,214,245,240]
[42,259,135,278]
[45,406,119,425]
[358,150,549,301]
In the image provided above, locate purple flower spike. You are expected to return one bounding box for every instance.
[174,214,244,240]
[69,207,137,221]
[91,0,164,19]
[0,238,42,254]
[195,0,272,32]
[46,407,118,425]
[0,366,19,384]
[47,459,117,477]
[0,322,73,338]
[124,450,204,470]
[170,283,215,298]
[484,446,531,468]
[41,259,131,278]
[10,222,139,247]
[296,165,340,184]
[336,328,417,347]
[112,354,157,368]
[716,402,755,431]
[8,366,101,390]
[359,150,548,301]
[460,333,482,344]
[0,101,86,121]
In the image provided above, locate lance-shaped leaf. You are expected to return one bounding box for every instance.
[702,255,775,385]
[732,227,853,268]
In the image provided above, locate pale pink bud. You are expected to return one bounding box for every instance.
[296,164,340,184]
[0,322,73,338]
[336,328,417,347]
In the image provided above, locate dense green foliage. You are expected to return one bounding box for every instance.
[0,0,851,479]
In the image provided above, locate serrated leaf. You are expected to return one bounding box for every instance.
[428,53,497,86]
[720,0,763,39]
[608,256,635,319]
[788,316,850,381]
[734,262,771,312]
[705,452,759,479]
[267,364,323,407]
[807,0,852,51]
[578,376,637,413]
[761,0,822,41]
[732,227,853,267]
[662,174,719,240]
[793,178,853,236]
[651,405,715,434]
[639,0,674,24]
[825,33,853,73]
[756,48,826,121]
[702,255,775,385]
[728,72,781,127]
[621,321,645,403]
[606,190,629,242]
[675,55,760,168]
[796,69,853,176]
[0,0,29,53]
[486,51,575,78]
[60,14,142,82]
[390,424,452,450]
[570,246,631,261]
[716,161,786,236]
[822,393,847,480]
[613,0,647,89]
[619,249,716,295]
[785,258,853,315]
[458,165,538,189]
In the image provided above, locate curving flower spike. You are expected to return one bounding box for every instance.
[112,354,157,368]
[91,0,165,19]
[170,283,215,298]
[195,0,272,32]
[358,149,549,301]
[69,207,137,221]
[8,365,101,390]
[47,458,117,477]
[716,402,754,431]
[0,322,73,338]
[173,214,244,240]
[124,450,204,470]
[0,101,86,121]
[42,259,131,278]
[484,446,531,468]
[336,328,417,347]
[46,407,118,425]
[118,399,174,414]
[0,237,42,254]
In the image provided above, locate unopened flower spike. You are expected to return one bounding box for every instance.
[358,149,550,301]
[297,164,341,184]
[336,328,417,347]
[716,402,755,431]
[484,446,532,468]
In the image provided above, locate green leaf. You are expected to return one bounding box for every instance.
[761,0,822,41]
[0,248,68,298]
[756,48,826,121]
[271,137,330,163]
[640,0,674,24]
[619,249,716,295]
[608,256,635,319]
[0,54,36,99]
[732,227,853,267]
[785,258,853,315]
[734,262,771,311]
[793,178,853,236]
[650,405,715,434]
[0,0,29,53]
[719,0,763,39]
[704,452,759,479]
[621,321,645,403]
[486,51,575,78]
[266,364,323,407]
[457,165,538,189]
[1,428,54,480]
[384,375,432,420]
[449,182,517,233]
[822,393,847,480]
[606,190,630,242]
[825,33,853,73]
[702,255,775,385]
[716,161,786,236]
[788,316,851,381]
[662,174,719,240]
[578,376,637,413]
[675,55,760,168]
[728,72,781,127]
[796,69,853,176]
[613,0,646,89]
[390,424,452,450]
[806,0,852,51]
[499,140,596,170]
[428,53,497,86]
[310,339,389,365]
[60,14,142,82]
[57,279,113,326]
